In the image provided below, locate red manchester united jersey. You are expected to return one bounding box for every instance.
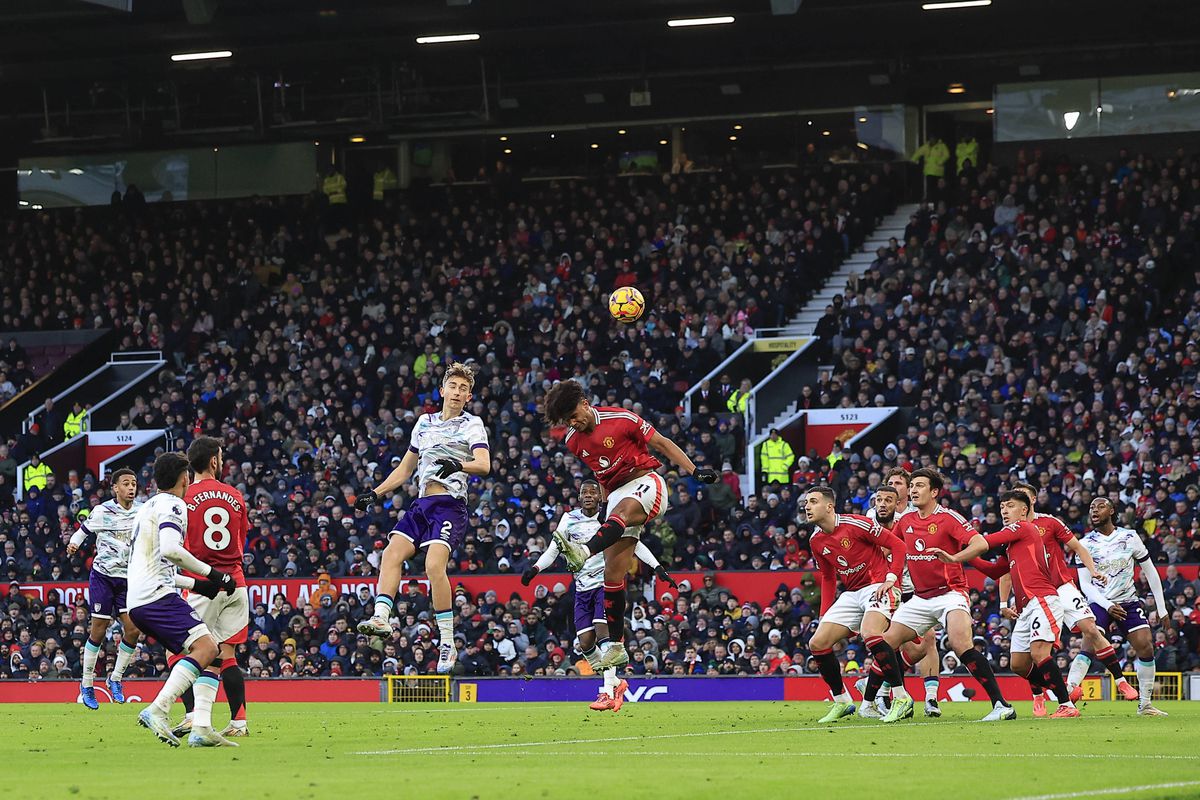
[1031,512,1075,587]
[184,477,248,586]
[810,514,908,613]
[983,520,1058,611]
[562,406,661,492]
[896,505,976,599]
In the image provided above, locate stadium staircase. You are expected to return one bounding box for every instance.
[785,202,919,335]
[14,350,168,500]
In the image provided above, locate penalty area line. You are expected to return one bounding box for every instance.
[350,719,975,755]
[1005,781,1200,800]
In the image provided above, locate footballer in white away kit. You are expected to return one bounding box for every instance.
[126,452,237,747]
[66,467,142,709]
[521,479,677,712]
[356,362,491,675]
[1077,497,1170,716]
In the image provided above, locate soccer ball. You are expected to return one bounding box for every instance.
[608,286,645,324]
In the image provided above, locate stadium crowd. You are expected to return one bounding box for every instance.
[2,149,1200,681]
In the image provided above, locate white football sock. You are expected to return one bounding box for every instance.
[1135,659,1155,706]
[1067,653,1091,689]
[192,671,220,729]
[110,641,136,681]
[151,658,201,715]
[81,638,101,688]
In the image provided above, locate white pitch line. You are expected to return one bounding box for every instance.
[350,719,975,756]
[441,752,1200,761]
[371,708,508,714]
[1006,782,1200,800]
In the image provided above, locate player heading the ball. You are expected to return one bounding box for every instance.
[542,379,716,670]
[355,362,491,676]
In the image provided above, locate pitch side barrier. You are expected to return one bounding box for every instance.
[2,673,1187,704]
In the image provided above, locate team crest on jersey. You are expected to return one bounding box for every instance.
[927,523,938,534]
[603,436,615,449]
[839,537,851,549]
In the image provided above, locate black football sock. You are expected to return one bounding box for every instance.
[221,657,246,722]
[958,648,1007,705]
[1093,646,1125,681]
[586,515,627,554]
[1037,657,1072,705]
[812,648,847,698]
[603,581,627,641]
[1024,662,1046,693]
[863,664,885,702]
[866,636,905,688]
[181,686,195,714]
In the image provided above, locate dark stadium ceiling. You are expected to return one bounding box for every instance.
[1,0,1198,151]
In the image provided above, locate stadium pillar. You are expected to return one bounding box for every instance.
[671,125,683,165]
[397,142,412,189]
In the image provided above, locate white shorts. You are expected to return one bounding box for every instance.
[820,583,901,633]
[891,591,971,636]
[606,472,669,540]
[1011,595,1064,653]
[186,586,250,645]
[1057,582,1095,631]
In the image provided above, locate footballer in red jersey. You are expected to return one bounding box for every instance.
[803,486,909,723]
[174,436,250,738]
[1009,483,1133,704]
[932,490,1080,718]
[876,468,1015,722]
[543,380,717,671]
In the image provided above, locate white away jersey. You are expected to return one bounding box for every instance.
[539,509,605,591]
[82,499,140,578]
[410,411,489,501]
[1078,527,1148,603]
[126,493,189,609]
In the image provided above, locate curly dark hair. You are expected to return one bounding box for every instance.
[543,380,586,426]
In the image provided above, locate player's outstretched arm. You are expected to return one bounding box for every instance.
[358,449,419,508]
[66,527,89,556]
[648,431,715,483]
[634,541,677,587]
[931,533,991,564]
[1065,537,1104,583]
[522,541,562,585]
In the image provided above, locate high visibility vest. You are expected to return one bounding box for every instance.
[24,462,51,491]
[323,172,348,205]
[64,410,87,438]
[913,140,950,178]
[760,439,795,483]
[373,168,398,201]
[727,390,749,414]
[956,139,979,171]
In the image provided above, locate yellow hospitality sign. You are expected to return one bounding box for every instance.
[751,337,808,353]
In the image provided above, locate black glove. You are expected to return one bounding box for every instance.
[434,457,463,480]
[354,489,378,511]
[520,566,539,586]
[208,568,236,594]
[654,565,678,589]
[693,466,718,484]
[191,577,223,599]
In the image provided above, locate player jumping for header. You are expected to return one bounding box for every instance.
[542,380,717,671]
[356,363,491,675]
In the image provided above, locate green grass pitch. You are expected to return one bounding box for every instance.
[3,701,1198,799]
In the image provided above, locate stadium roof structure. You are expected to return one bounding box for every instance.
[1,0,1197,150]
